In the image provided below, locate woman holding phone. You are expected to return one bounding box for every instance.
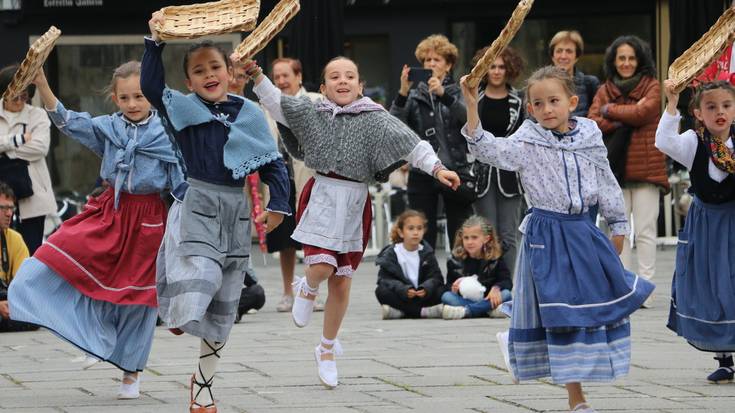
[390,34,472,249]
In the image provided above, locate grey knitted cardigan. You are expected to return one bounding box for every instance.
[278,95,420,184]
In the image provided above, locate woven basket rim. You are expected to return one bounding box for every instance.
[232,0,300,61]
[668,6,735,93]
[154,0,260,40]
[466,0,534,89]
[2,26,61,101]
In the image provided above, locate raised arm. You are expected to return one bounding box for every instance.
[249,67,289,127]
[654,79,697,169]
[32,69,105,156]
[140,12,168,114]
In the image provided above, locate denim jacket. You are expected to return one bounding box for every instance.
[48,101,185,208]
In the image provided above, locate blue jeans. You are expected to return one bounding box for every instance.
[441,289,512,318]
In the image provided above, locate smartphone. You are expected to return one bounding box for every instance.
[408,67,433,83]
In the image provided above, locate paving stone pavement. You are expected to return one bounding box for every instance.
[1,246,733,412]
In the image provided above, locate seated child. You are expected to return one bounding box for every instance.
[441,215,512,319]
[375,209,445,319]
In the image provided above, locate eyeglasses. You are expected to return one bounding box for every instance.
[0,205,16,212]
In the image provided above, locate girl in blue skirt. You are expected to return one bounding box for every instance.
[460,66,654,413]
[659,79,735,384]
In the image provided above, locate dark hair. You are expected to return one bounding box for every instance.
[182,41,231,79]
[0,64,36,101]
[389,209,427,243]
[603,35,656,79]
[0,181,15,201]
[271,57,303,77]
[690,80,735,130]
[320,56,361,84]
[472,46,525,83]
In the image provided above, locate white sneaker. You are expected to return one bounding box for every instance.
[292,277,318,327]
[442,305,466,320]
[496,331,518,384]
[641,295,654,309]
[489,306,509,319]
[81,355,100,370]
[314,339,343,389]
[117,373,140,399]
[422,303,444,319]
[276,295,294,312]
[381,304,404,319]
[571,403,597,412]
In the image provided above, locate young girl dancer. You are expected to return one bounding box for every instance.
[460,66,654,412]
[375,209,445,320]
[441,215,512,320]
[659,79,735,383]
[142,12,291,413]
[8,62,184,399]
[247,56,460,388]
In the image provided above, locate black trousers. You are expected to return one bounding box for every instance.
[374,284,443,318]
[0,316,39,332]
[15,215,46,255]
[237,284,266,315]
[408,172,473,249]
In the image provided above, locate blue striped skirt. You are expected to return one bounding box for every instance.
[8,258,157,372]
[507,209,651,383]
[667,197,735,352]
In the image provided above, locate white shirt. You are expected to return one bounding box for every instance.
[655,110,732,183]
[394,243,422,289]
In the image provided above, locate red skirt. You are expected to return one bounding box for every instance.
[34,188,166,307]
[296,175,372,276]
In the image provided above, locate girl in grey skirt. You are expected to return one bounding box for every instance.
[142,13,291,413]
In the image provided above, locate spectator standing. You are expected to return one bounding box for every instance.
[549,30,599,117]
[391,34,473,249]
[588,35,669,308]
[470,47,525,274]
[0,65,56,254]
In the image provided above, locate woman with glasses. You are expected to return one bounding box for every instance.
[0,65,56,255]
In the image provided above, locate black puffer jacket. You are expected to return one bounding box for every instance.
[445,256,512,292]
[390,77,468,170]
[375,241,445,297]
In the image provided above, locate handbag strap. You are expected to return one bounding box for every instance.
[1,230,9,279]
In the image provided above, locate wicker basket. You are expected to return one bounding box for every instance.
[232,0,300,61]
[668,6,735,93]
[466,0,534,89]
[154,0,260,41]
[2,26,62,101]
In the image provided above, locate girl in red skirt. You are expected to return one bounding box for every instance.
[9,63,184,399]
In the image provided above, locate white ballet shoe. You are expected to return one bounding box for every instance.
[117,373,140,399]
[314,337,343,389]
[496,331,518,384]
[291,276,318,328]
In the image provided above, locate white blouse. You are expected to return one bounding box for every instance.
[655,110,732,183]
[462,118,629,236]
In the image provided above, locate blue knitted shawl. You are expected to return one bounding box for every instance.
[162,88,281,179]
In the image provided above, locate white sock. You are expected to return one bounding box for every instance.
[193,339,225,407]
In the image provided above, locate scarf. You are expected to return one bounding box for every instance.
[108,112,180,209]
[697,125,735,174]
[163,89,280,179]
[612,73,643,98]
[315,96,385,118]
